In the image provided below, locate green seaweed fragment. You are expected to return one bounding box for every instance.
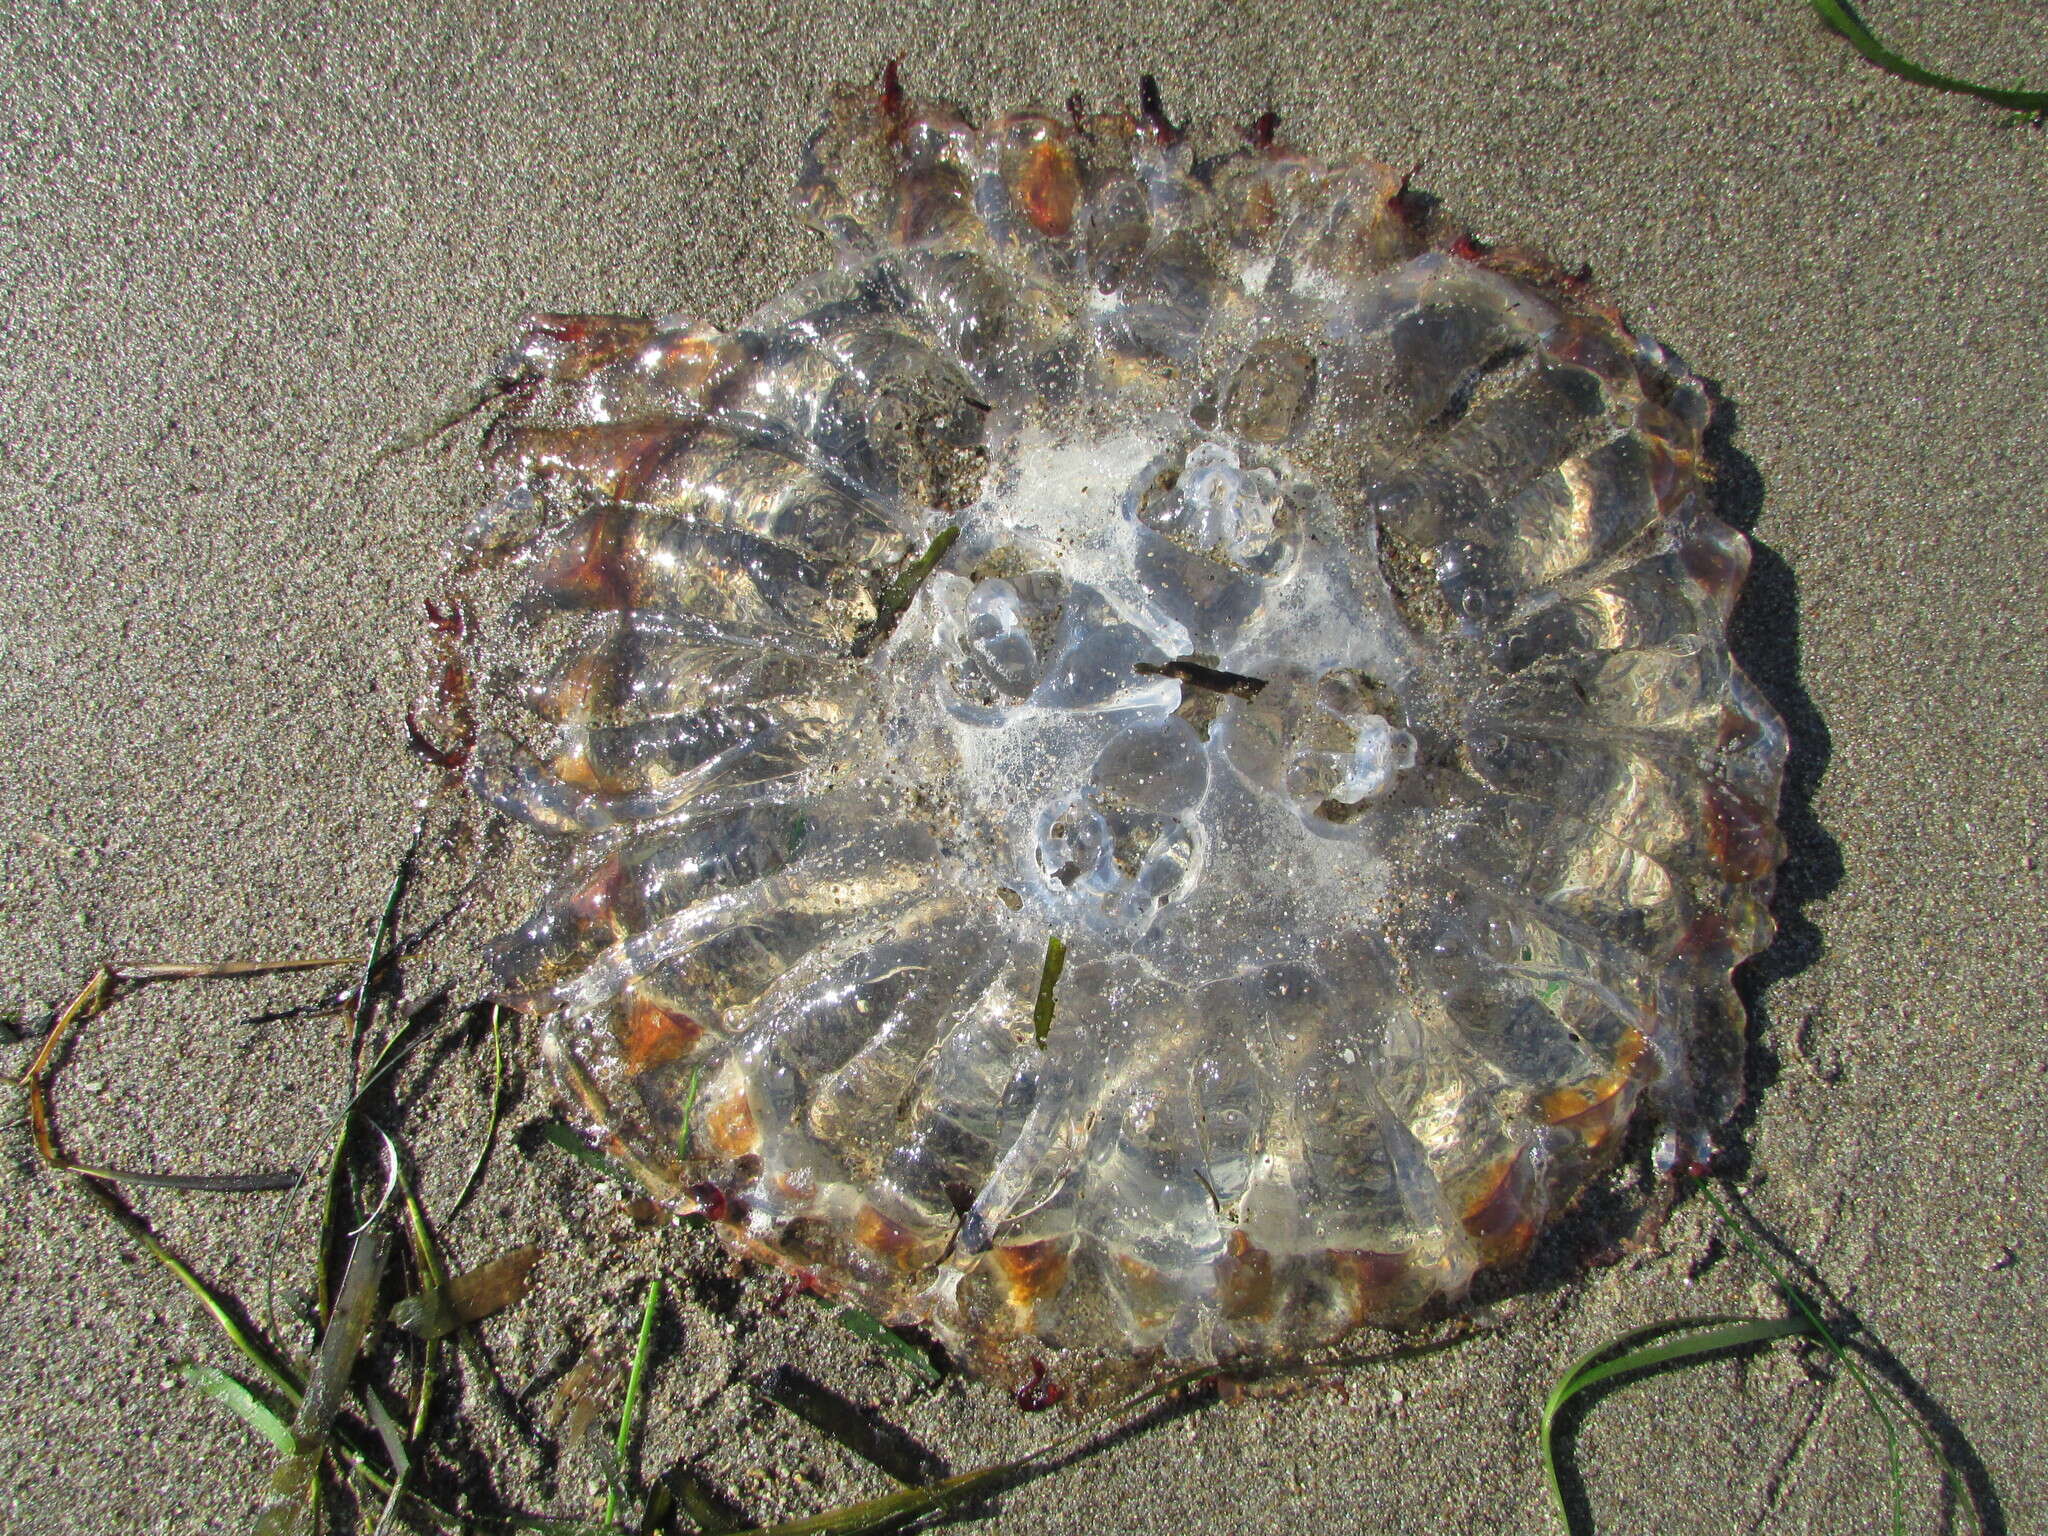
[539,1121,637,1187]
[603,1276,663,1529]
[1812,0,2048,114]
[676,1066,704,1159]
[182,1365,296,1454]
[830,1303,944,1387]
[850,524,960,659]
[1545,1181,1993,1535]
[1542,1313,1815,1535]
[1032,935,1067,1048]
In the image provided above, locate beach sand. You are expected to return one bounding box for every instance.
[2,2,2043,1530]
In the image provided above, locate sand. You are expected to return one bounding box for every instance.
[2,1,2043,1531]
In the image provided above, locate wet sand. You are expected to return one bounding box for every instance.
[2,2,2043,1531]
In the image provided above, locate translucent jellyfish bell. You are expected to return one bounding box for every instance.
[440,76,1787,1400]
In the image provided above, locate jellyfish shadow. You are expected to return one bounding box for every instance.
[1694,378,1844,1167]
[1531,385,2001,1535]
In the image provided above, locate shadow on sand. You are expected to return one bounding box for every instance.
[1540,381,2001,1536]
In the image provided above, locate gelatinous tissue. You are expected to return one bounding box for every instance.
[420,77,1787,1393]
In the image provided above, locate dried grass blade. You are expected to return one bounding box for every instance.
[17,956,352,1089]
[19,967,118,1087]
[113,958,354,984]
[47,1165,301,1193]
[20,959,338,1189]
[27,1071,296,1192]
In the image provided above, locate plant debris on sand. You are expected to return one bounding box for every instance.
[14,817,1991,1534]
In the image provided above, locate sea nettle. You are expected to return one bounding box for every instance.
[412,70,1786,1398]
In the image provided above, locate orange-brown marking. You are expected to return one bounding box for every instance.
[854,1203,923,1270]
[1540,313,1634,385]
[619,997,702,1074]
[1676,911,1732,962]
[520,312,656,381]
[1541,1076,1627,1150]
[1328,1248,1409,1325]
[893,166,974,246]
[529,651,612,725]
[1643,437,1700,512]
[550,742,605,793]
[636,321,735,403]
[531,508,633,610]
[1016,139,1079,240]
[1679,523,1749,610]
[1216,1229,1277,1320]
[1238,179,1280,235]
[1461,1153,1537,1262]
[565,857,624,928]
[704,1089,761,1158]
[1113,1252,1179,1331]
[992,1238,1070,1309]
[1703,782,1779,883]
[770,1167,816,1203]
[1541,1027,1653,1149]
[1718,704,1769,755]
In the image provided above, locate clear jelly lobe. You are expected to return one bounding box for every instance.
[433,77,1786,1396]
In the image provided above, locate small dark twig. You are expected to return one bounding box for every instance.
[1136,657,1269,699]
